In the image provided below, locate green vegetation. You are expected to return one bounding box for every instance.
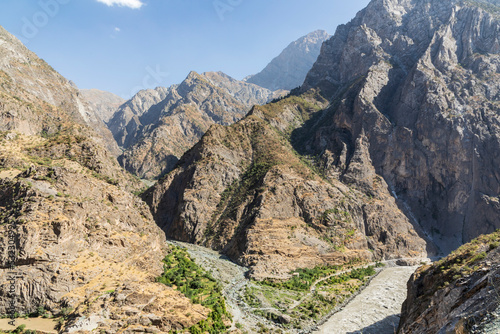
[242,263,377,329]
[257,92,326,123]
[13,325,26,334]
[91,171,118,186]
[157,246,231,334]
[259,265,342,291]
[421,230,500,295]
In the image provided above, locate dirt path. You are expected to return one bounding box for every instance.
[313,266,418,334]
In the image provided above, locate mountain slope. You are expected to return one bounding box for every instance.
[245,30,330,91]
[0,26,120,156]
[109,71,281,180]
[0,26,217,333]
[398,231,500,333]
[145,93,428,280]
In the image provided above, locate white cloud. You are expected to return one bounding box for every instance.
[96,0,144,9]
[114,27,121,32]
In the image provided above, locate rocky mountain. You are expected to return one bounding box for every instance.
[80,88,125,123]
[0,26,120,156]
[109,71,283,180]
[245,30,330,91]
[0,26,215,333]
[145,92,429,280]
[398,230,500,333]
[298,0,500,253]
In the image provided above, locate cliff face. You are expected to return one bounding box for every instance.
[109,71,280,180]
[245,30,331,91]
[145,94,429,280]
[299,0,500,252]
[398,231,500,333]
[0,136,208,332]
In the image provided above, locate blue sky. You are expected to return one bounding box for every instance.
[0,0,370,98]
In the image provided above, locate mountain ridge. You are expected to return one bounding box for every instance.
[109,70,285,179]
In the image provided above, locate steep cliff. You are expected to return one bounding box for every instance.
[245,30,330,91]
[298,0,500,252]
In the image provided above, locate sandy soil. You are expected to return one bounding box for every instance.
[313,266,418,334]
[0,318,58,333]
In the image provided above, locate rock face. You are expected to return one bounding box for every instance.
[0,138,208,332]
[80,89,125,123]
[298,0,500,253]
[145,95,428,280]
[245,30,330,90]
[0,26,120,156]
[398,231,500,333]
[201,71,286,107]
[109,71,282,180]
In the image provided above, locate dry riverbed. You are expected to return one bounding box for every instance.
[169,240,424,334]
[313,266,419,334]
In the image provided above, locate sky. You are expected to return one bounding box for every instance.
[0,0,370,99]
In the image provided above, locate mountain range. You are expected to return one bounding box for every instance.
[108,71,285,180]
[1,0,500,333]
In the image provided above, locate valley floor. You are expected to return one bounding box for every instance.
[170,240,425,334]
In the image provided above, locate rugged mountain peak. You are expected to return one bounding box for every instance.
[245,30,330,91]
[109,70,286,179]
[201,71,287,107]
[110,71,250,179]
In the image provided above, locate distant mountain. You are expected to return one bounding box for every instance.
[80,88,125,123]
[244,30,330,91]
[201,71,286,106]
[109,71,284,179]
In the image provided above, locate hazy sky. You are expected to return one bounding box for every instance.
[0,0,370,98]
